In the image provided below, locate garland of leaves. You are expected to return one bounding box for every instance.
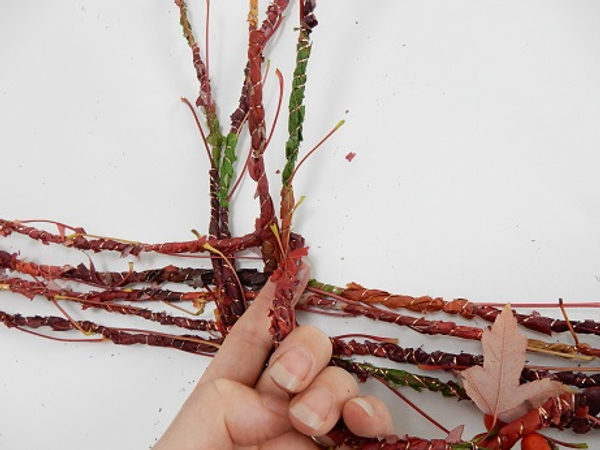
[1,2,598,449]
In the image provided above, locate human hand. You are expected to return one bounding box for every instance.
[153,264,393,449]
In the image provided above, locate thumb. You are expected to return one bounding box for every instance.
[154,379,292,450]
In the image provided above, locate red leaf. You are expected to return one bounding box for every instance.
[288,246,309,260]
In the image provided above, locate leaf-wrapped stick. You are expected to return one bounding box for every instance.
[304,292,484,341]
[176,0,223,168]
[0,218,262,255]
[213,201,250,332]
[209,178,248,332]
[281,2,315,186]
[230,0,289,134]
[223,0,292,200]
[469,303,600,339]
[0,250,267,289]
[521,367,600,389]
[334,337,600,391]
[300,0,318,31]
[313,293,600,359]
[332,358,470,400]
[326,422,453,450]
[0,310,221,356]
[208,0,296,331]
[207,223,247,332]
[260,0,289,38]
[1,276,211,307]
[175,20,241,329]
[240,1,304,274]
[229,69,249,135]
[332,337,484,369]
[246,27,279,272]
[268,246,308,345]
[1,278,217,332]
[278,2,317,253]
[175,0,247,330]
[217,133,238,207]
[83,302,218,332]
[175,0,214,113]
[314,281,600,337]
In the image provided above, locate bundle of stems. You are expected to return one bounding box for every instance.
[1,2,599,449]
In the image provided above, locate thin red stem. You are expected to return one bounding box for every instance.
[111,326,220,349]
[50,297,90,337]
[264,68,285,151]
[180,97,212,163]
[333,333,398,344]
[525,365,600,372]
[15,326,105,343]
[227,144,252,202]
[545,434,592,449]
[306,286,355,305]
[203,243,246,310]
[373,376,450,435]
[559,298,581,347]
[475,301,600,308]
[290,120,344,183]
[18,219,85,236]
[205,0,211,107]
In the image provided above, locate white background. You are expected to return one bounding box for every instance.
[1,1,600,448]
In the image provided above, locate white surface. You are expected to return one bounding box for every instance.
[1,1,600,449]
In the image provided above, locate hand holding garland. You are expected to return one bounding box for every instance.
[153,263,394,450]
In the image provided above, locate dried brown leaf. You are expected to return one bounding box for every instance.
[461,304,567,423]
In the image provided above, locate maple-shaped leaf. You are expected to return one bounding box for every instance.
[460,304,567,423]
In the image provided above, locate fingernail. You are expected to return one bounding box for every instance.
[350,397,375,417]
[290,385,332,431]
[269,346,313,392]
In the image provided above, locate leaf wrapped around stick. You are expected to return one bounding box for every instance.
[460,304,567,423]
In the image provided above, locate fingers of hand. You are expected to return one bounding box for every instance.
[256,325,332,396]
[288,366,359,436]
[256,432,326,450]
[154,378,292,450]
[343,395,394,437]
[200,261,311,386]
[257,324,394,439]
[211,379,293,447]
[291,262,311,306]
[199,281,276,385]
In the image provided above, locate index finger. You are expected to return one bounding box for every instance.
[199,263,310,387]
